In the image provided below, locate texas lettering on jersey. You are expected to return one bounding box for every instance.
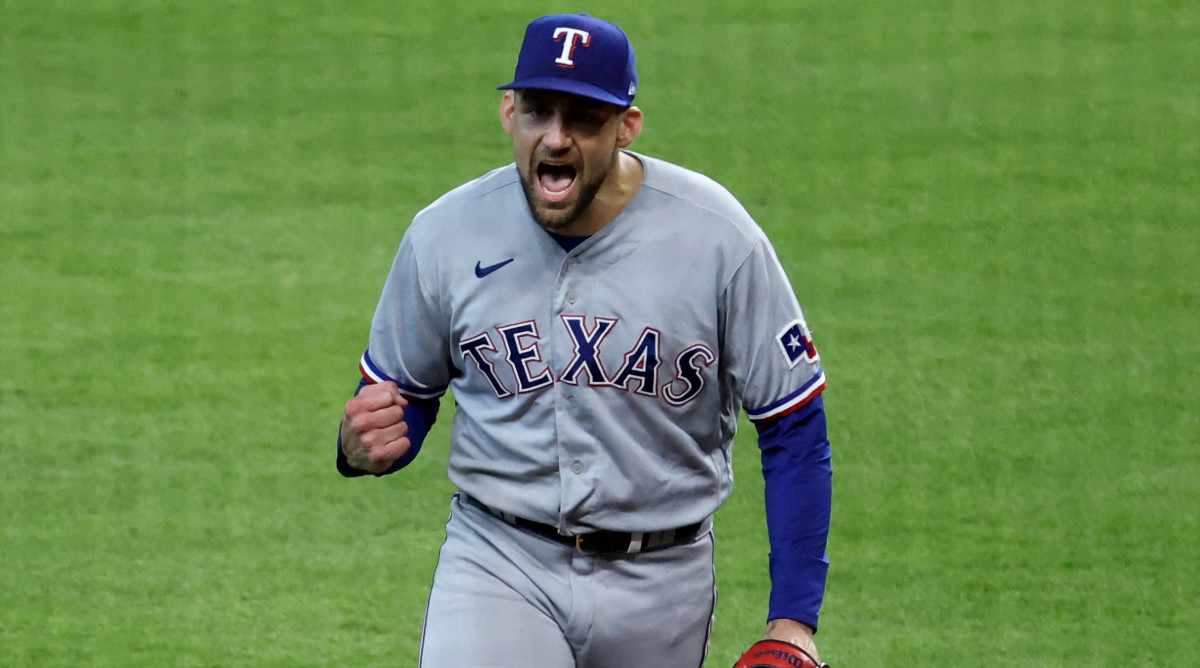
[458,314,716,406]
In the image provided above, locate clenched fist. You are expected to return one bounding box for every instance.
[340,381,411,474]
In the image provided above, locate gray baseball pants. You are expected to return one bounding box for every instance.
[418,494,717,667]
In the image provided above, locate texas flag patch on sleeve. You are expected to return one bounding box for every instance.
[777,319,820,368]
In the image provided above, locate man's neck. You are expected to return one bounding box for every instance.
[571,151,644,236]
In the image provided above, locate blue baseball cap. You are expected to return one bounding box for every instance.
[498,14,638,107]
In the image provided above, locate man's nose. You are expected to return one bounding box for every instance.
[543,114,572,150]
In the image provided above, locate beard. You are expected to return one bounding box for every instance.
[518,160,609,233]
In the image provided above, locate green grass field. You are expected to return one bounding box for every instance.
[2,1,1197,665]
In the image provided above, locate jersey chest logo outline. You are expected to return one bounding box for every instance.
[475,258,515,278]
[458,315,716,407]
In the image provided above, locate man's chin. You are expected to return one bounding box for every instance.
[530,204,579,232]
[523,187,580,231]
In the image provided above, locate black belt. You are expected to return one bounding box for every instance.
[462,495,706,555]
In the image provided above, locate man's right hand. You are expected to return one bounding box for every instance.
[340,381,410,474]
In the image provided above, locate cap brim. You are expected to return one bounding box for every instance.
[498,77,630,107]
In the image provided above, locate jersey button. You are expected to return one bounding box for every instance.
[570,461,583,475]
[566,291,578,305]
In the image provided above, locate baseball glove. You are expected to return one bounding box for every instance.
[732,639,829,668]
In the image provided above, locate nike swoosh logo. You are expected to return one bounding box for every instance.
[474,258,515,278]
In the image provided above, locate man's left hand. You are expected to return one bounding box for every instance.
[764,618,819,663]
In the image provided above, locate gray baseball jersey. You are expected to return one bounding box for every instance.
[361,151,825,534]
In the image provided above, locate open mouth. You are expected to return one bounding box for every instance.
[536,162,578,203]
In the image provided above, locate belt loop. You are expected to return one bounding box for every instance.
[626,532,644,554]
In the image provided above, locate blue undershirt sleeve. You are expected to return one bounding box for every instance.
[754,394,833,631]
[336,377,440,477]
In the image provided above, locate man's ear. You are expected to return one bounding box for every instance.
[616,105,643,148]
[499,91,516,135]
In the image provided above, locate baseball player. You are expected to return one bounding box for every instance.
[338,14,833,668]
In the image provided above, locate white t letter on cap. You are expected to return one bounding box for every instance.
[553,27,592,68]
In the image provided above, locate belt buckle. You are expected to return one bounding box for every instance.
[575,534,594,554]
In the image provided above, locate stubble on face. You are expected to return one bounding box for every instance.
[518,162,608,233]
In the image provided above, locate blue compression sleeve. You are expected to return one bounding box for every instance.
[336,377,440,477]
[754,394,832,630]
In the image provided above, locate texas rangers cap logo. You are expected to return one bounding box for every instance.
[553,27,591,67]
[777,319,819,368]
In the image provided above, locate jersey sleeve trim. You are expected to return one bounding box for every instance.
[745,370,827,422]
[359,350,448,400]
[358,350,391,384]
